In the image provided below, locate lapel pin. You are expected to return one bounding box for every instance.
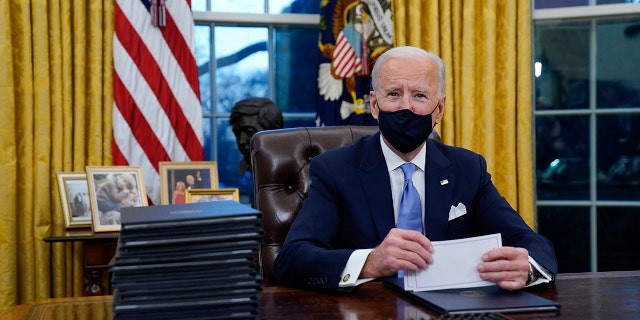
[440,179,449,185]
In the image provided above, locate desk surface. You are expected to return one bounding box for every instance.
[2,271,639,319]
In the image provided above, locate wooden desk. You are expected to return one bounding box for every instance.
[44,226,119,296]
[258,271,640,319]
[2,271,639,319]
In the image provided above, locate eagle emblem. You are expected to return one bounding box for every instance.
[318,0,394,123]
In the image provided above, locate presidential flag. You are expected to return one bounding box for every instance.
[113,0,204,205]
[317,0,394,126]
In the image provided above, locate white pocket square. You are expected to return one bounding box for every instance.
[448,203,467,221]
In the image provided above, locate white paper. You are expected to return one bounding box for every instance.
[404,233,502,291]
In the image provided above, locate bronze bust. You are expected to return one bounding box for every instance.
[230,98,284,174]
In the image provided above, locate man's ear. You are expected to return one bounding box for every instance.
[370,92,379,119]
[435,97,446,124]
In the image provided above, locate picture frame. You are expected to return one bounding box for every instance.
[159,161,219,205]
[56,172,93,228]
[86,166,148,232]
[185,188,240,203]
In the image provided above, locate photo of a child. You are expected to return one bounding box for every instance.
[86,167,147,232]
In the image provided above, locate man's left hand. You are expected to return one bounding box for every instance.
[477,247,529,290]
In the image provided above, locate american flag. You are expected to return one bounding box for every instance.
[332,32,362,79]
[112,0,203,205]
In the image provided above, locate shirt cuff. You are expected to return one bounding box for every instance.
[526,256,553,287]
[339,249,375,287]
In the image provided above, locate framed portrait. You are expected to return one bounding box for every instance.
[86,166,148,232]
[56,172,92,228]
[159,161,219,205]
[185,188,239,203]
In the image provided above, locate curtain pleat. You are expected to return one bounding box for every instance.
[392,0,534,226]
[0,0,113,309]
[515,3,535,229]
[0,0,20,309]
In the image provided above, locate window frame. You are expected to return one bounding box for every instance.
[192,10,320,190]
[533,1,640,272]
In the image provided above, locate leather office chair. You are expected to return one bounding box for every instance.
[250,125,440,284]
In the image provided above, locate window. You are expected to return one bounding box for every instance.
[192,1,320,204]
[533,1,640,272]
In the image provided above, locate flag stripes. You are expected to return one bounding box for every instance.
[113,0,203,205]
[333,32,361,78]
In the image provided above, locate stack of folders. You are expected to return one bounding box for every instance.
[109,201,263,320]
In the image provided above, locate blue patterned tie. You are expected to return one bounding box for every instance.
[396,163,422,278]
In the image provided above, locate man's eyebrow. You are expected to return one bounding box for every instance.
[381,85,400,92]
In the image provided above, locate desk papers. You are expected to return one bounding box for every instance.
[404,233,502,291]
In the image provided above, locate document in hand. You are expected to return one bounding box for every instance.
[404,233,502,291]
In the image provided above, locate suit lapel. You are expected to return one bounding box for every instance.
[360,132,396,241]
[358,136,455,241]
[424,140,454,240]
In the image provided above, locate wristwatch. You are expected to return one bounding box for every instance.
[526,263,539,285]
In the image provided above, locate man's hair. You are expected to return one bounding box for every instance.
[370,46,446,98]
[230,98,284,130]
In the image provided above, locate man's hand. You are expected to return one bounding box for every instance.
[477,247,530,290]
[360,228,434,279]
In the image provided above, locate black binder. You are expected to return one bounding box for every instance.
[384,277,560,316]
[111,201,262,320]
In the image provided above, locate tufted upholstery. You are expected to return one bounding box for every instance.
[250,125,440,284]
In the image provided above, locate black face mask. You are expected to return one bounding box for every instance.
[377,105,437,153]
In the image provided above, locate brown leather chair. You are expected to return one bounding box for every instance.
[250,125,440,284]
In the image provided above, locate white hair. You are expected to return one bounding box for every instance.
[370,46,446,98]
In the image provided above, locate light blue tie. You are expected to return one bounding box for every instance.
[396,163,422,278]
[397,163,422,233]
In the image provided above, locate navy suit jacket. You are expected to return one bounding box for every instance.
[274,132,557,289]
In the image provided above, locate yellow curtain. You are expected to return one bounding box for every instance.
[0,0,113,309]
[393,0,535,227]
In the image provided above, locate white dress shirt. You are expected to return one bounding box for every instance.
[340,136,425,287]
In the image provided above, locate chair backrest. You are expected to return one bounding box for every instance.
[250,125,440,284]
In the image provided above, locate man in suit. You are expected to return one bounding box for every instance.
[274,46,557,291]
[185,172,203,189]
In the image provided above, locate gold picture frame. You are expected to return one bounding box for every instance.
[56,172,92,228]
[86,166,148,232]
[185,188,240,203]
[159,161,219,205]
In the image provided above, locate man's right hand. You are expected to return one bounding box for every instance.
[360,228,434,279]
